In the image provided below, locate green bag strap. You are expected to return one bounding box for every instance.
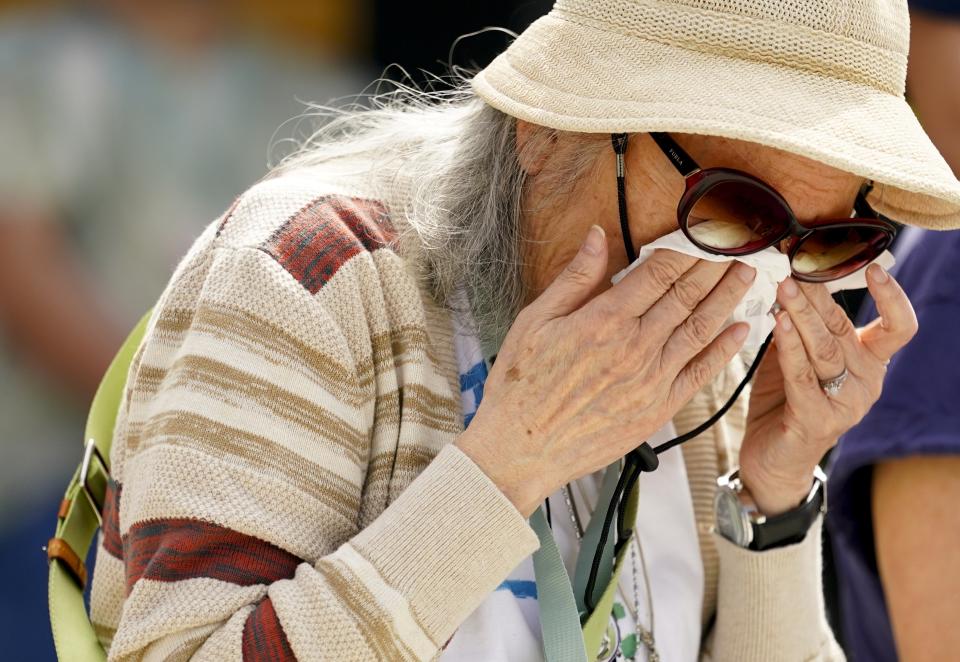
[47,309,153,662]
[533,464,641,661]
[581,474,640,658]
[573,463,622,615]
[530,508,590,662]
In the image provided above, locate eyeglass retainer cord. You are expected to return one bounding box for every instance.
[580,133,773,615]
[580,333,773,614]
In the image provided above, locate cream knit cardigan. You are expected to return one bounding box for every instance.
[89,164,843,661]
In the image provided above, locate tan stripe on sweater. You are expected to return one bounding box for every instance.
[317,557,419,661]
[366,446,438,484]
[365,327,444,377]
[130,411,362,521]
[154,354,369,464]
[152,305,370,405]
[372,385,460,433]
[121,444,357,561]
[336,544,437,657]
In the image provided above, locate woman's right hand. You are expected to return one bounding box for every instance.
[456,225,757,516]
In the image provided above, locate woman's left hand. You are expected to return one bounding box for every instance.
[740,263,918,516]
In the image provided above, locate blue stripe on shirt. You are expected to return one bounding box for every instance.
[495,580,538,600]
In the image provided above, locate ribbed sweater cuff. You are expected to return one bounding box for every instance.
[351,443,539,644]
[710,516,835,661]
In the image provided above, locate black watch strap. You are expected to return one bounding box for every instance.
[748,470,826,551]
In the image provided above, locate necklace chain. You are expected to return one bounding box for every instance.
[629,530,659,662]
[559,483,660,661]
[560,484,584,540]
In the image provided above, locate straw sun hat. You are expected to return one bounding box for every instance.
[473,0,960,230]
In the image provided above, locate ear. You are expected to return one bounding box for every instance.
[515,119,555,176]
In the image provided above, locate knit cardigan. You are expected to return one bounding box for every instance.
[89,164,843,661]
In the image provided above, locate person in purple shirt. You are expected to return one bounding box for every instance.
[828,226,960,661]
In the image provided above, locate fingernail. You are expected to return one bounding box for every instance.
[734,262,756,284]
[778,312,793,332]
[583,225,605,255]
[732,323,749,342]
[868,263,889,284]
[781,277,799,298]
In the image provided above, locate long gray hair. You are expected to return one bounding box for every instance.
[275,84,605,353]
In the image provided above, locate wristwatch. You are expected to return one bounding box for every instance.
[714,466,827,551]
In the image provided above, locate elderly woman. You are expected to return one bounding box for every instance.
[88,0,960,660]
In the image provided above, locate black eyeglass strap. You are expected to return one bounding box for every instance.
[583,332,774,613]
[649,132,701,178]
[611,133,638,264]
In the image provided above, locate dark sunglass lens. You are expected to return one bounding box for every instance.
[791,226,890,281]
[686,180,791,254]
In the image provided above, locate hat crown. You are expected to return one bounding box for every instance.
[662,0,908,54]
[553,0,909,95]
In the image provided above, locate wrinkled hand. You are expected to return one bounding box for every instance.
[740,264,918,515]
[457,226,756,516]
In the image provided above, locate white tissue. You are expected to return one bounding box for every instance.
[822,250,895,293]
[610,229,895,350]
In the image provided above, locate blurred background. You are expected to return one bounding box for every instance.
[0,0,550,655]
[0,0,956,659]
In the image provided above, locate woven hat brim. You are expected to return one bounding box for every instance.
[473,13,960,230]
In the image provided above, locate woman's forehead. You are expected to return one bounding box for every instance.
[683,134,864,220]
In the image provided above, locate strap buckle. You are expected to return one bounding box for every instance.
[46,537,88,588]
[45,438,109,589]
[79,437,110,525]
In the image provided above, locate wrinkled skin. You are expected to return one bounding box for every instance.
[458,129,917,517]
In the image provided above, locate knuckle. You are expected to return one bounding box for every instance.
[814,340,844,367]
[562,258,595,285]
[797,362,819,386]
[646,258,685,290]
[681,313,714,347]
[825,305,854,336]
[671,277,707,311]
[793,293,813,316]
[905,315,920,340]
[686,357,717,388]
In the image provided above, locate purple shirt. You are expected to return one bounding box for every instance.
[828,227,960,661]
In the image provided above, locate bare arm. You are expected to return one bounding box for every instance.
[0,212,124,401]
[873,455,960,662]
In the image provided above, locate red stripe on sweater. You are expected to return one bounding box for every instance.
[242,597,297,662]
[122,518,303,594]
[260,196,394,294]
[101,480,123,559]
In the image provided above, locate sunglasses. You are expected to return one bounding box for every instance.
[612,133,901,282]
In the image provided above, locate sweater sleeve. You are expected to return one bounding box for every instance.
[701,517,845,662]
[91,234,538,661]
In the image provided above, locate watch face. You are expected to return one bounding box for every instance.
[715,488,747,546]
